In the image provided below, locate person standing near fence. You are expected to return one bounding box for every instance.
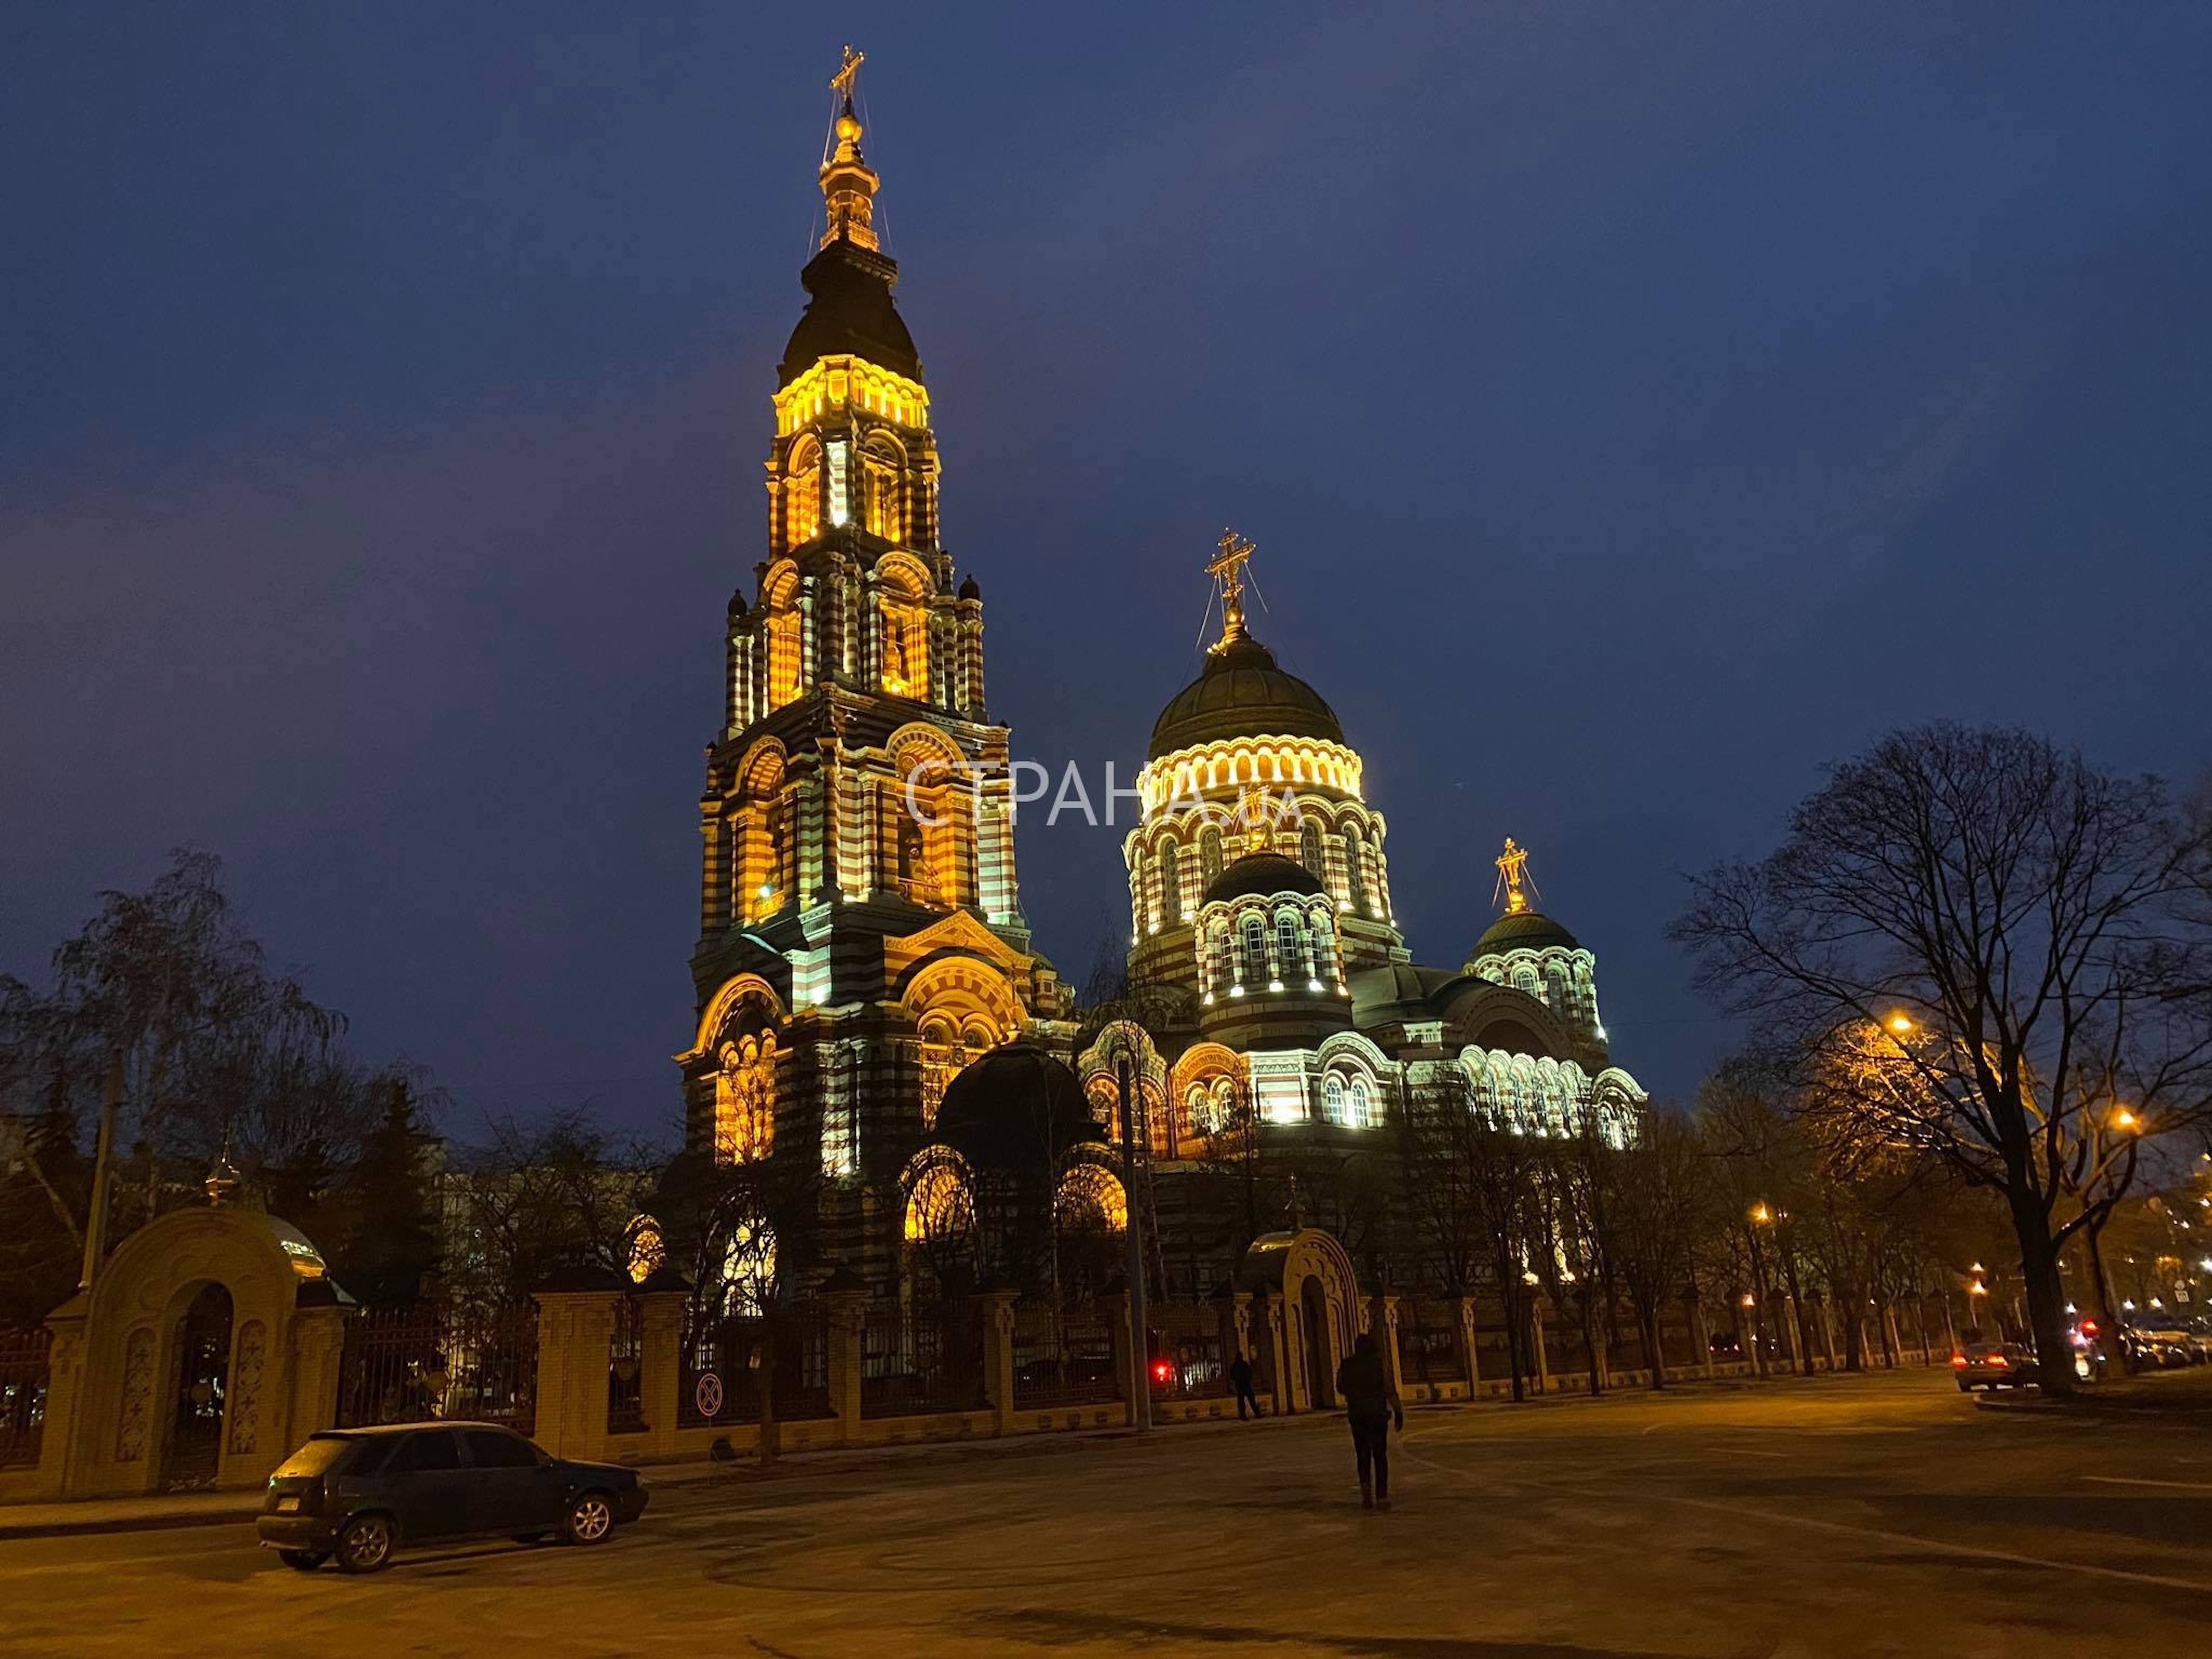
[1335,1331,1403,1510]
[1230,1349,1263,1419]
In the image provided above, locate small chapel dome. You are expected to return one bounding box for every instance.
[957,573,981,601]
[1203,850,1325,906]
[1471,908,1581,958]
[934,1041,1104,1169]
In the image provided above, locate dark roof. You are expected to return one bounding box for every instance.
[778,237,922,389]
[1204,851,1326,905]
[934,1041,1104,1170]
[1148,636,1345,760]
[1472,909,1580,957]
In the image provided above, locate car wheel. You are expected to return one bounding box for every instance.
[277,1549,327,1572]
[562,1491,615,1546]
[336,1514,395,1574]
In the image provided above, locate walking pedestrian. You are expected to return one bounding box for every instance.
[1230,1350,1263,1419]
[1335,1331,1403,1510]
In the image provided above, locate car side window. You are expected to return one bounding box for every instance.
[464,1429,537,1470]
[346,1436,397,1476]
[392,1430,461,1473]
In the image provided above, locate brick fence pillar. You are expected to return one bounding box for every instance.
[821,1287,869,1446]
[1455,1295,1483,1395]
[638,1287,688,1459]
[532,1287,621,1463]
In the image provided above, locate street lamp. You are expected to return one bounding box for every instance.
[1751,1202,1772,1225]
[2114,1107,2140,1131]
[1886,1011,1915,1035]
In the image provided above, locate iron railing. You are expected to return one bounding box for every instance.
[0,1327,50,1470]
[337,1303,538,1435]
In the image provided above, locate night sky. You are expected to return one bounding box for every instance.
[6,4,2209,1142]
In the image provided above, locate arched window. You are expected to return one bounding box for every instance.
[1545,962,1570,1014]
[1349,1075,1373,1127]
[1312,909,1337,980]
[1207,923,1233,994]
[1240,915,1267,988]
[1300,817,1324,878]
[1160,840,1181,927]
[1514,964,1539,996]
[896,811,925,897]
[1323,1074,1346,1124]
[1276,909,1304,984]
[1342,825,1368,909]
[785,449,821,546]
[1201,826,1225,886]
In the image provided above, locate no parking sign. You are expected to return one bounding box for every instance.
[695,1371,723,1420]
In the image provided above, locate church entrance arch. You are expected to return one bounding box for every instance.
[1239,1228,1360,1413]
[1300,1276,1334,1409]
[159,1283,233,1491]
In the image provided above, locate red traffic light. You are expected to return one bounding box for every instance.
[1150,1360,1173,1383]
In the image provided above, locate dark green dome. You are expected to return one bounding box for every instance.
[778,238,921,389]
[1148,636,1344,761]
[1204,851,1325,905]
[933,1042,1104,1171]
[1473,909,1580,958]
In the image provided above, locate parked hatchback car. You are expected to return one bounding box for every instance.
[1953,1342,2040,1392]
[256,1422,648,1573]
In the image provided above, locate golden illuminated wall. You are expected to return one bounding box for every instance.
[714,1032,778,1163]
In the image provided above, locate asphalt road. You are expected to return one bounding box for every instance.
[6,1369,2211,1657]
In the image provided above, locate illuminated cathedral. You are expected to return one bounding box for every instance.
[676,61,1646,1297]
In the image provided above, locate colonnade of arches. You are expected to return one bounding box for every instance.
[1127,795,1392,937]
[1197,893,1345,1000]
[726,552,986,730]
[1469,947,1604,1040]
[705,727,994,928]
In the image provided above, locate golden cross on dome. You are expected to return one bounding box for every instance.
[1494,837,1537,916]
[830,44,866,99]
[1206,529,1256,649]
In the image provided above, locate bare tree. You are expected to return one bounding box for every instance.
[1607,1108,1712,1387]
[1675,724,2212,1394]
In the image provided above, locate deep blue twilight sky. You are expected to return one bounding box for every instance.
[5,4,2209,1141]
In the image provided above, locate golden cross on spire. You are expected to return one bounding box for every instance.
[1494,836,1537,916]
[1206,528,1255,650]
[830,44,866,99]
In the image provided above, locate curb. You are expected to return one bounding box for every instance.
[0,1504,261,1543]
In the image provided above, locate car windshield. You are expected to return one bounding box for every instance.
[273,1435,358,1478]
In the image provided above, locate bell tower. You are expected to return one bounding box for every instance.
[683,52,1065,1192]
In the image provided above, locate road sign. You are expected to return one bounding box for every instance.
[695,1371,723,1419]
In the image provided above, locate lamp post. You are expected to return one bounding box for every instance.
[1746,1204,1776,1375]
[1117,1056,1151,1433]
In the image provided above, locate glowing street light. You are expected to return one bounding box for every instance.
[1886,1011,1915,1035]
[1750,1202,1773,1225]
[2114,1107,2140,1131]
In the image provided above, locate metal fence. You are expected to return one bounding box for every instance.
[1011,1300,1121,1410]
[860,1300,986,1419]
[1151,1305,1228,1399]
[337,1303,539,1435]
[1399,1304,1467,1383]
[678,1304,835,1430]
[0,1327,50,1470]
[608,1294,646,1436]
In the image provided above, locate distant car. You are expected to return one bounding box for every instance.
[255,1422,648,1574]
[2123,1323,2198,1369]
[1954,1342,2040,1392]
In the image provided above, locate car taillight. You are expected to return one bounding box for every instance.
[1986,1354,2009,1368]
[1950,1353,1968,1367]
